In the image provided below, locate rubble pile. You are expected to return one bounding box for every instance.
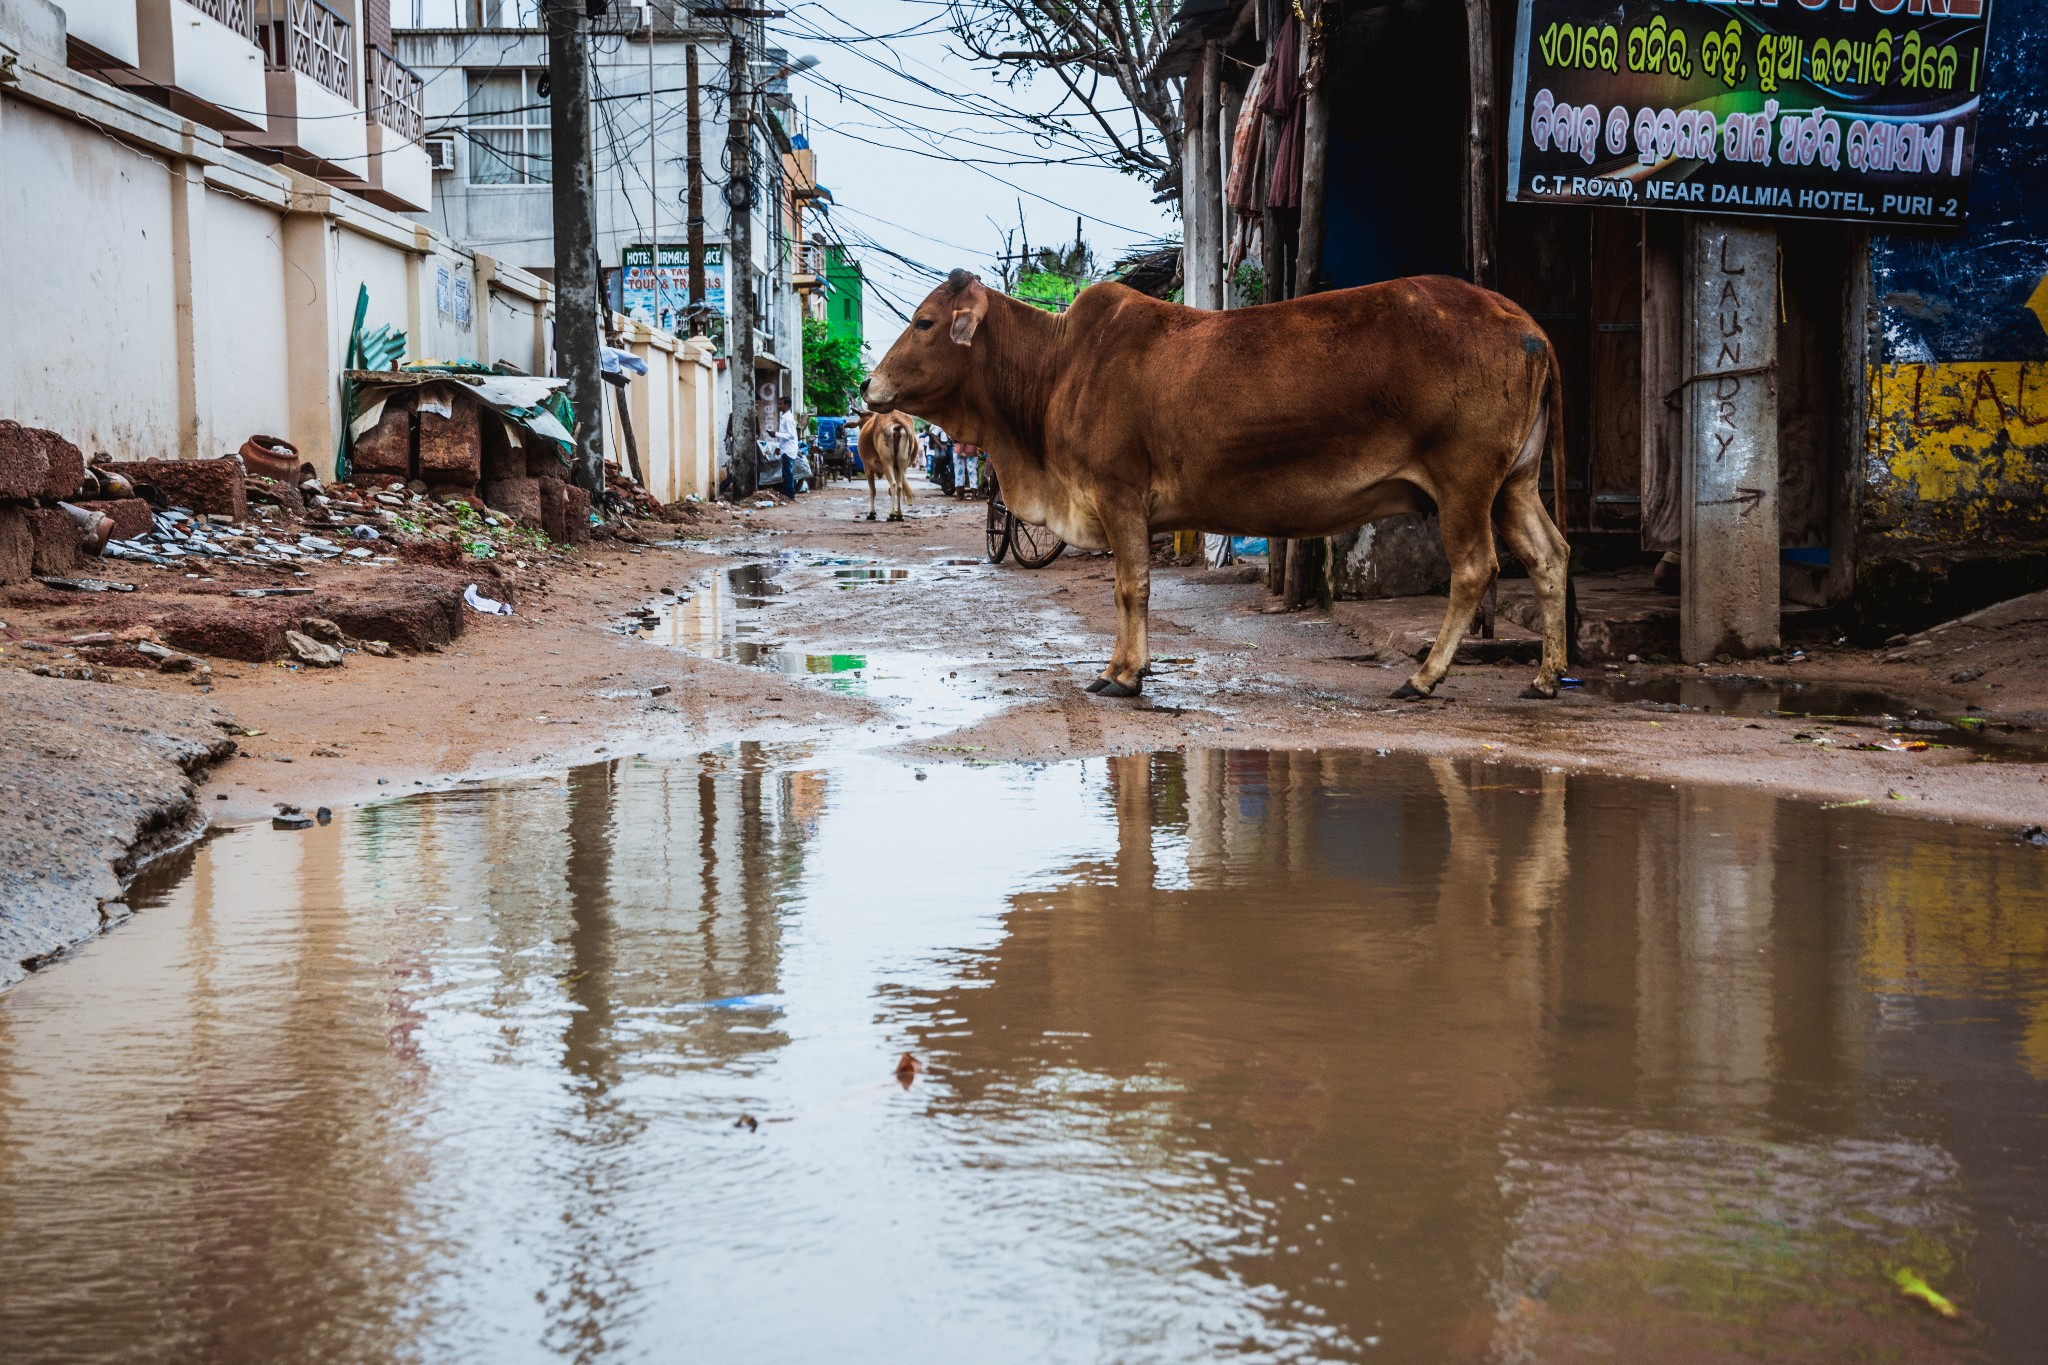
[0,421,93,584]
[347,379,595,544]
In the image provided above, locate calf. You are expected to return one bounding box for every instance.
[860,409,918,522]
[863,271,1570,700]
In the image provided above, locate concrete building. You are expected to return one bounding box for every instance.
[821,244,865,351]
[1,0,538,475]
[65,0,433,211]
[392,1,818,438]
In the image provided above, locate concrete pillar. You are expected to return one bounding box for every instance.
[167,151,209,459]
[1681,219,1779,661]
[280,180,339,479]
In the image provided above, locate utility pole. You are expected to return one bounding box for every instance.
[726,12,757,497]
[685,42,706,336]
[547,0,604,498]
[644,0,660,331]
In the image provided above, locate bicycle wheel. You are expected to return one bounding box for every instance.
[985,494,1011,564]
[1008,516,1065,568]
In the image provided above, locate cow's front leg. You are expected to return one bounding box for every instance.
[1087,515,1151,698]
[865,470,878,520]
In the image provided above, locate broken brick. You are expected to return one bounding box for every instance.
[351,394,413,481]
[100,458,246,520]
[538,476,590,545]
[40,430,85,501]
[481,477,542,524]
[416,391,481,485]
[0,505,32,584]
[26,505,81,575]
[0,420,51,501]
[74,497,153,541]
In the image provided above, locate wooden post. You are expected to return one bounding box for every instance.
[1198,43,1226,307]
[1462,0,1496,288]
[1293,73,1329,297]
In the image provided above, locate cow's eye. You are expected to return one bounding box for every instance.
[913,318,934,331]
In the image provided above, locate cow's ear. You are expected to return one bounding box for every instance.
[949,291,987,347]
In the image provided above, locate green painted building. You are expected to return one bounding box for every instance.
[824,245,864,349]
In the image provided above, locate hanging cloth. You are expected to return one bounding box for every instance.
[1225,64,1268,271]
[1258,10,1305,210]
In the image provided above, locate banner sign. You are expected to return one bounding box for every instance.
[621,244,725,333]
[1506,0,1994,227]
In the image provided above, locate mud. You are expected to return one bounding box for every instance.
[0,669,234,988]
[1,745,2043,1361]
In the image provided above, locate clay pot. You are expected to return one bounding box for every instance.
[239,434,300,482]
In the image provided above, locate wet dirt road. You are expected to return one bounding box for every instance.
[3,741,2046,1362]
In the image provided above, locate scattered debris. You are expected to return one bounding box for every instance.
[734,1114,759,1132]
[463,583,513,616]
[894,1052,925,1086]
[283,630,343,668]
[271,812,314,830]
[36,576,134,593]
[2022,825,2048,848]
[1891,1268,1960,1320]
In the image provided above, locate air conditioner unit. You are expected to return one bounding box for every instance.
[426,137,458,173]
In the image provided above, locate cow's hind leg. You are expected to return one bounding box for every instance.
[866,469,878,521]
[1395,494,1497,700]
[1087,514,1151,698]
[1495,476,1571,698]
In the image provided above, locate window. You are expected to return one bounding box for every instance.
[466,70,549,185]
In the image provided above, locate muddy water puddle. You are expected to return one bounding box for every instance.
[631,558,1001,733]
[4,748,2046,1361]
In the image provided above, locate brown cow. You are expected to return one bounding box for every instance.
[862,270,1570,700]
[859,409,918,522]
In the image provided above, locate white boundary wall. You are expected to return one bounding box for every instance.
[0,0,554,479]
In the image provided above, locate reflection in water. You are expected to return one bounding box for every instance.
[0,749,2043,1362]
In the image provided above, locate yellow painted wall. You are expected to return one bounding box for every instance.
[1865,361,2048,547]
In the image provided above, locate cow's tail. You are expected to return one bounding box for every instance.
[1542,341,1566,531]
[1540,338,1580,665]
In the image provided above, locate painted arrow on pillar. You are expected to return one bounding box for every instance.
[1696,487,1767,515]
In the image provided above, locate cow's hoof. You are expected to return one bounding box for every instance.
[865,513,877,521]
[1519,682,1559,700]
[1084,678,1109,694]
[1093,678,1141,699]
[888,513,903,522]
[1391,681,1431,701]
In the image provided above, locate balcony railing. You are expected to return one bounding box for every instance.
[794,241,827,278]
[187,0,257,44]
[368,46,423,142]
[257,0,353,102]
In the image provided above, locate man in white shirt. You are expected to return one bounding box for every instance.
[775,396,800,495]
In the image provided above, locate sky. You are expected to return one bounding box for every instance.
[764,0,1179,351]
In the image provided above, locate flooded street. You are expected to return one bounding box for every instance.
[4,745,2045,1361]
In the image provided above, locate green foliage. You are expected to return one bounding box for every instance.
[1233,263,1265,306]
[804,315,868,415]
[1015,270,1081,312]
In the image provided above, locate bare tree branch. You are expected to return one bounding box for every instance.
[945,0,1179,183]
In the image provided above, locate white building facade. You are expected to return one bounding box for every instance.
[393,1,810,442]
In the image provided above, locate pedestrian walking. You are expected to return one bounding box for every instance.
[954,440,980,499]
[776,396,800,496]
